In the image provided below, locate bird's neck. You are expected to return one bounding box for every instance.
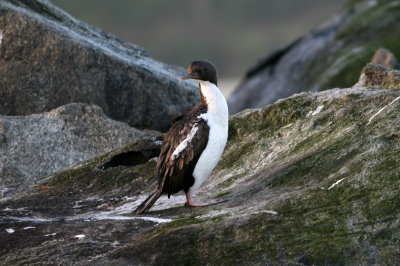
[199,81,229,124]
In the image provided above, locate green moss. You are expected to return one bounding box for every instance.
[214,191,231,198]
[219,172,247,188]
[270,140,358,189]
[219,141,255,169]
[156,215,201,231]
[227,95,312,145]
[257,97,311,134]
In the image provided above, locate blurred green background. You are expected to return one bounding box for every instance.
[50,0,346,81]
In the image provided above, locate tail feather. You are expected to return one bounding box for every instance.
[133,190,162,214]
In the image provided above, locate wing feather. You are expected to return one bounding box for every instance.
[156,103,209,196]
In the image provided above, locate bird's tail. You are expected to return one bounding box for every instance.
[133,190,162,214]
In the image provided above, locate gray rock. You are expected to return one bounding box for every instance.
[229,0,400,113]
[357,63,400,90]
[1,63,399,264]
[0,103,159,196]
[0,0,198,131]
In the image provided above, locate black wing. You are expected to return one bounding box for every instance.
[157,103,209,196]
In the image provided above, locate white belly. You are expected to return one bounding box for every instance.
[190,80,229,194]
[191,123,227,193]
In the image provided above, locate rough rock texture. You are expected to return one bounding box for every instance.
[1,63,399,265]
[359,63,400,89]
[0,0,198,131]
[229,0,400,113]
[0,103,159,197]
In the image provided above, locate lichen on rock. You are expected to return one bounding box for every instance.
[359,63,400,89]
[1,63,400,265]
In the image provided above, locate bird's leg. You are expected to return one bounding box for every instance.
[184,191,227,207]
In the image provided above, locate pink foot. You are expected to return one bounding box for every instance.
[184,192,227,207]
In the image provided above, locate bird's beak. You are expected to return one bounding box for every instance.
[180,73,197,82]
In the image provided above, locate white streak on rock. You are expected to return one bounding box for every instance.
[74,234,86,239]
[311,105,324,116]
[328,178,345,190]
[252,210,278,215]
[5,228,14,233]
[261,210,278,215]
[0,31,3,47]
[8,216,54,223]
[367,95,400,125]
[281,123,293,129]
[44,233,57,237]
[137,216,173,223]
[89,213,172,223]
[23,226,36,230]
[66,195,175,223]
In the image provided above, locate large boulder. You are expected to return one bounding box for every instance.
[229,0,400,113]
[0,0,198,131]
[1,63,399,264]
[0,103,159,197]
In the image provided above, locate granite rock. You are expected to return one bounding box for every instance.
[0,103,159,197]
[0,0,198,131]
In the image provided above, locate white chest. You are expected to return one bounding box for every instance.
[191,81,229,193]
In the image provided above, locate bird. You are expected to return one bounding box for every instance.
[133,60,229,214]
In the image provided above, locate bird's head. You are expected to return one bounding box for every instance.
[180,60,218,86]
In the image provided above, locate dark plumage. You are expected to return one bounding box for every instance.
[157,104,209,196]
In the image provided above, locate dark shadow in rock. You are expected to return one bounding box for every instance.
[99,146,160,170]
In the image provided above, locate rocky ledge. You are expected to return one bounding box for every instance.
[0,103,159,197]
[1,63,399,265]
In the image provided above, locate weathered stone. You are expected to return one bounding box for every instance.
[229,0,400,113]
[358,63,400,90]
[1,64,399,264]
[0,0,198,131]
[0,103,160,197]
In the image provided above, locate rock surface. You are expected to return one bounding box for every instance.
[0,103,159,197]
[229,0,400,113]
[1,63,399,265]
[358,63,400,90]
[0,0,198,131]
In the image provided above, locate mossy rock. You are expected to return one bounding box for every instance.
[1,65,400,264]
[230,0,400,113]
[311,0,400,90]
